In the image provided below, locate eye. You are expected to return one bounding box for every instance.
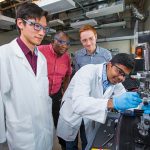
[89,37,93,41]
[82,39,86,43]
[34,23,41,30]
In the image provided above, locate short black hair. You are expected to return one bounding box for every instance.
[16,3,48,20]
[16,3,48,33]
[53,31,69,40]
[110,53,135,70]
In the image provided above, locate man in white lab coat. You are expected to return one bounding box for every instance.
[57,53,142,150]
[0,3,53,150]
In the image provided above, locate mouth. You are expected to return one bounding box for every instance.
[112,78,119,84]
[60,49,67,53]
[86,45,92,48]
[35,37,43,40]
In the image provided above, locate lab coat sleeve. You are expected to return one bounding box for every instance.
[0,91,6,143]
[113,83,126,97]
[72,65,108,123]
[0,59,6,143]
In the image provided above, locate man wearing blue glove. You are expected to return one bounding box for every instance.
[57,53,142,150]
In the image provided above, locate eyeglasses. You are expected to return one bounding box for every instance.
[54,37,70,46]
[114,65,129,78]
[22,19,50,34]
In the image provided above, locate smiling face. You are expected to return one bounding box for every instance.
[80,30,97,54]
[52,32,70,56]
[17,16,47,51]
[107,62,132,84]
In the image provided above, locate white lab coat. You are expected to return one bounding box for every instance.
[0,39,53,150]
[57,64,126,149]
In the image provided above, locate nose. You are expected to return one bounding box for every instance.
[86,39,91,45]
[39,29,46,36]
[61,42,69,48]
[61,45,69,51]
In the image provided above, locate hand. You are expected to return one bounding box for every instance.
[142,103,150,114]
[113,92,142,111]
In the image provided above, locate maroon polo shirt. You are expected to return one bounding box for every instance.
[17,38,37,75]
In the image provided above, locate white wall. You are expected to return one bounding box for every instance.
[70,40,131,54]
[100,40,130,54]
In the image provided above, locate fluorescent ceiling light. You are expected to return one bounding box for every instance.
[36,0,76,14]
[49,28,56,33]
[0,0,5,3]
[86,2,124,18]
[70,19,97,29]
[49,19,64,27]
[99,21,126,28]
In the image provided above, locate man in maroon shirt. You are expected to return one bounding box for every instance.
[38,31,72,150]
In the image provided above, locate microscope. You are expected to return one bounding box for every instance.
[116,43,150,150]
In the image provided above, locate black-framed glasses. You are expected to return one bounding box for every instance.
[22,19,50,34]
[114,65,129,78]
[54,37,70,46]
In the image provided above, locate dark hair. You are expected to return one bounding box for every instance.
[16,3,48,33]
[110,53,135,69]
[53,31,69,40]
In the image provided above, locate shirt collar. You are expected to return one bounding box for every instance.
[17,37,38,56]
[102,63,111,88]
[102,64,108,81]
[34,46,38,56]
[81,45,99,56]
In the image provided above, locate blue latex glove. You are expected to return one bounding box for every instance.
[113,92,142,111]
[142,103,150,114]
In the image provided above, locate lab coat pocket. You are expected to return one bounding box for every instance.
[35,128,53,150]
[6,116,35,150]
[57,116,79,141]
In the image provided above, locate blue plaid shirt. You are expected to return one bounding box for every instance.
[74,46,112,71]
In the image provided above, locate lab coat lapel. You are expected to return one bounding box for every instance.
[103,86,114,98]
[97,64,114,98]
[97,64,104,96]
[11,39,35,76]
[36,53,45,78]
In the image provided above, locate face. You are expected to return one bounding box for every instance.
[17,16,48,50]
[53,33,70,56]
[136,48,142,57]
[107,63,132,84]
[80,30,97,54]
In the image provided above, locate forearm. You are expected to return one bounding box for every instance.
[107,99,114,110]
[62,76,70,93]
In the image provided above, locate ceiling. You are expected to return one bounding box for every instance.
[0,0,148,42]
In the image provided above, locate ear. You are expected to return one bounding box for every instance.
[16,18,24,30]
[107,62,112,68]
